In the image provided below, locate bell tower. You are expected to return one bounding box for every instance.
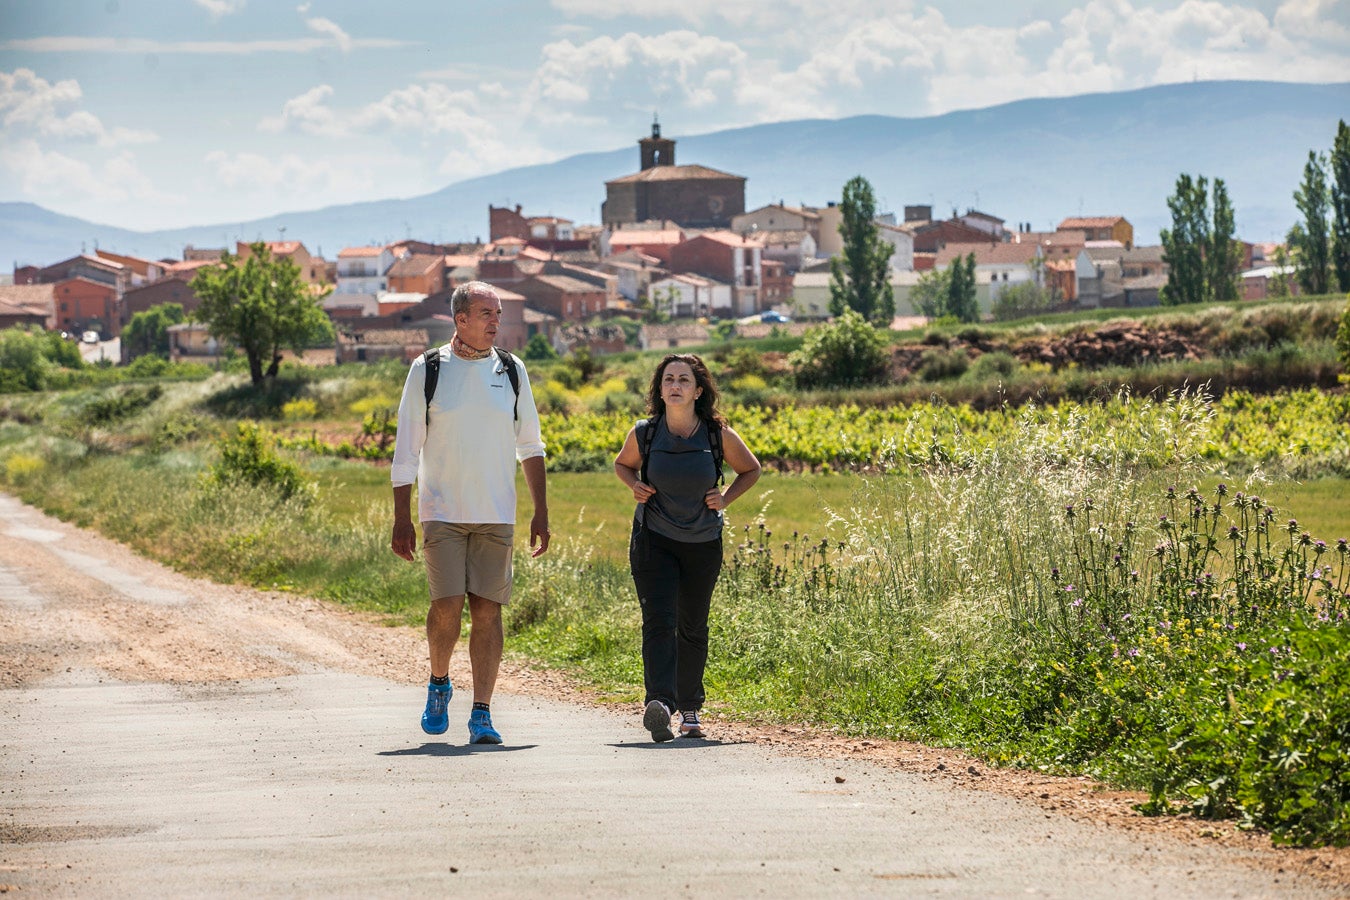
[638,114,676,170]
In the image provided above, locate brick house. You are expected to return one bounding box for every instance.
[955,210,1008,240]
[603,122,746,229]
[95,249,167,287]
[489,205,580,252]
[751,229,817,274]
[0,284,55,330]
[335,328,429,364]
[122,278,202,321]
[602,251,666,302]
[732,204,824,248]
[603,228,685,265]
[53,277,120,337]
[760,259,792,310]
[1058,216,1134,250]
[37,254,129,295]
[513,273,607,321]
[167,322,221,362]
[1241,266,1301,300]
[666,231,763,317]
[236,241,328,285]
[386,253,446,295]
[639,321,711,350]
[908,219,994,254]
[349,285,530,352]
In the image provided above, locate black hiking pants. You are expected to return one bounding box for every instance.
[629,522,723,713]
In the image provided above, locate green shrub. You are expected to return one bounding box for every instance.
[789,309,888,388]
[80,385,164,425]
[3,453,44,484]
[918,347,970,381]
[968,351,1020,380]
[203,420,314,502]
[282,398,319,421]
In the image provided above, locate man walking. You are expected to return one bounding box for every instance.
[390,281,550,744]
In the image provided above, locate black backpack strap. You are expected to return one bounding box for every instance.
[424,346,521,427]
[493,347,522,422]
[421,347,440,427]
[638,414,660,486]
[708,420,725,486]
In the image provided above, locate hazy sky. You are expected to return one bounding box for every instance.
[1,0,1347,231]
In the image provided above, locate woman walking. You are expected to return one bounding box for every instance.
[613,354,761,741]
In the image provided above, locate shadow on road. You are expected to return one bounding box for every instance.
[609,738,752,750]
[377,743,539,757]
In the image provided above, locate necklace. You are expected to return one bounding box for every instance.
[668,418,700,439]
[451,334,492,360]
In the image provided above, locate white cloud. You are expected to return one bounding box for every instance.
[523,30,749,124]
[258,84,342,135]
[0,139,175,209]
[255,82,552,180]
[1275,0,1350,42]
[0,68,157,146]
[304,16,354,53]
[538,1,1350,125]
[203,149,357,198]
[195,0,247,21]
[0,36,410,54]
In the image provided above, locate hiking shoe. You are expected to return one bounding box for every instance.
[421,681,452,735]
[643,700,674,743]
[467,708,502,745]
[678,710,705,738]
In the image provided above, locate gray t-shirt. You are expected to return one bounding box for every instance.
[636,417,723,543]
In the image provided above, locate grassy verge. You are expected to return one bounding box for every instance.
[1,377,1348,846]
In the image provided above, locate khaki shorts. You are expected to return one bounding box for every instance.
[422,521,514,605]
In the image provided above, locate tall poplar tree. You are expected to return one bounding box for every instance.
[829,175,895,325]
[1330,119,1350,292]
[1289,151,1331,295]
[1160,174,1210,306]
[1209,179,1241,302]
[947,253,979,322]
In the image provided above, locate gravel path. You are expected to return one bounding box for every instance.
[1,492,1346,898]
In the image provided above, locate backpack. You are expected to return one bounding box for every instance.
[422,346,521,426]
[638,413,724,487]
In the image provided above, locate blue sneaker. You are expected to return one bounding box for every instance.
[421,681,451,735]
[467,707,502,745]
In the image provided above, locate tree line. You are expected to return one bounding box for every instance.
[1162,119,1350,304]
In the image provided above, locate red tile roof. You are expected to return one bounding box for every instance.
[1058,216,1126,229]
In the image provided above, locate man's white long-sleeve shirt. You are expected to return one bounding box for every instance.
[390,347,545,525]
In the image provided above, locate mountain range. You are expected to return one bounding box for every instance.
[3,80,1346,269]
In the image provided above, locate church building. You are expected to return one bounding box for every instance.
[601,121,746,229]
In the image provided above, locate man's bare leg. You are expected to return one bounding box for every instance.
[427,595,466,678]
[466,593,503,704]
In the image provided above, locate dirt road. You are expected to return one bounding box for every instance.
[1,492,1346,898]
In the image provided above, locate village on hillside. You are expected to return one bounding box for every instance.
[0,121,1301,367]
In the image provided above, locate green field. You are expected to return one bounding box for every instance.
[2,297,1349,846]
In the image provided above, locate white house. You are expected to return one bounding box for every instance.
[878,222,916,272]
[335,246,394,295]
[936,241,1042,304]
[647,273,729,319]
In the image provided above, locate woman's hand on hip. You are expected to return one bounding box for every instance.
[632,480,656,503]
[703,487,726,511]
